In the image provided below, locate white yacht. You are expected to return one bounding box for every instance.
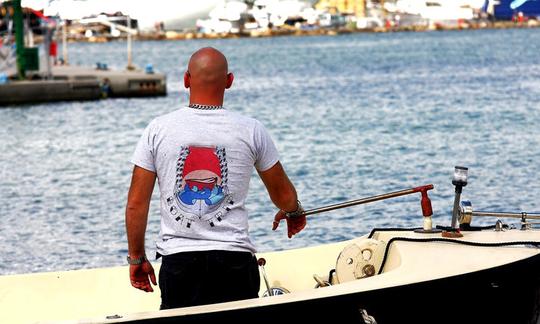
[21,0,224,31]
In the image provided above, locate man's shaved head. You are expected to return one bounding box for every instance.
[184,47,233,105]
[188,47,229,85]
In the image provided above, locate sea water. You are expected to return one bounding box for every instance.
[1,28,539,274]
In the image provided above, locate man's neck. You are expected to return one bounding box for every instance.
[189,100,223,106]
[189,93,224,106]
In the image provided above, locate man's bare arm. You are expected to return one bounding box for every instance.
[258,162,306,238]
[126,166,156,257]
[125,165,157,292]
[258,161,298,212]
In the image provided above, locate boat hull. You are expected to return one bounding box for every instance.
[122,253,540,324]
[2,228,539,324]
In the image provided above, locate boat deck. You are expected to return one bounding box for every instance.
[1,229,539,323]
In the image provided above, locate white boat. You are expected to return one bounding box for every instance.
[2,222,539,323]
[21,0,224,31]
[1,167,539,324]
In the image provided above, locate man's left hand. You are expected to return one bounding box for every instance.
[272,210,307,238]
[129,261,157,292]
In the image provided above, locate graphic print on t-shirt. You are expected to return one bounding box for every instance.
[166,146,233,230]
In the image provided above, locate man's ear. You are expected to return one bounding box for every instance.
[225,72,234,89]
[184,71,190,89]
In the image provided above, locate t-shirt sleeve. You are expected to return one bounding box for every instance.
[130,121,156,173]
[254,120,279,172]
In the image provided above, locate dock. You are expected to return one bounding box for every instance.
[0,66,166,105]
[0,79,100,105]
[52,65,166,98]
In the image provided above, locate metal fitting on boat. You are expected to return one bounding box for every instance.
[359,309,378,324]
[521,213,534,230]
[258,258,273,296]
[362,264,376,277]
[495,220,504,232]
[456,202,540,231]
[459,200,473,226]
[451,166,469,230]
[313,274,331,287]
[262,287,289,297]
[335,239,386,283]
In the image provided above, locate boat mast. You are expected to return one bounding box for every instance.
[62,20,68,65]
[127,15,133,70]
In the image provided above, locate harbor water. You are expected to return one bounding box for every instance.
[1,28,539,275]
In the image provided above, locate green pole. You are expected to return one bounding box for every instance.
[13,0,26,79]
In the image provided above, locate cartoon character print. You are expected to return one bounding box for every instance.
[174,146,230,219]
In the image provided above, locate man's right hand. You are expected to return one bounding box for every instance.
[272,210,307,238]
[129,261,157,292]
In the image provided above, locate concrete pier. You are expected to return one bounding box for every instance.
[0,65,167,106]
[51,65,167,98]
[0,79,101,105]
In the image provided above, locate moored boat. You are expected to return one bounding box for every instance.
[1,167,539,324]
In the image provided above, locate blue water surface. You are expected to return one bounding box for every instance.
[1,28,540,274]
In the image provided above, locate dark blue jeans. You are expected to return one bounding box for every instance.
[158,250,260,310]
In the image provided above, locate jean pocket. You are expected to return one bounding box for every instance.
[223,253,254,270]
[161,253,198,275]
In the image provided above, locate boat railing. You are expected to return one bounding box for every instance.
[459,201,540,230]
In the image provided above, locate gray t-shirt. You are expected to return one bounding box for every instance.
[131,107,279,255]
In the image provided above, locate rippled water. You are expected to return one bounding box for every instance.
[1,28,540,275]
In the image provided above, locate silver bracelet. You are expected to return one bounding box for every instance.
[127,254,147,265]
[285,200,304,218]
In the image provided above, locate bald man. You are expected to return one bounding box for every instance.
[125,47,306,309]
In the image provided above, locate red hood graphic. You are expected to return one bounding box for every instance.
[182,147,222,179]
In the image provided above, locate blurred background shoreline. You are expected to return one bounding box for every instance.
[2,0,539,45]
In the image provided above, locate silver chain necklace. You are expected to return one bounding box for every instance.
[188,103,224,110]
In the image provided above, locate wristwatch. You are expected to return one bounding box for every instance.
[285,200,304,218]
[127,254,147,265]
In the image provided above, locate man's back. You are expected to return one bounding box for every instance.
[131,106,279,255]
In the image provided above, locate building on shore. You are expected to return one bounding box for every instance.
[315,0,367,18]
